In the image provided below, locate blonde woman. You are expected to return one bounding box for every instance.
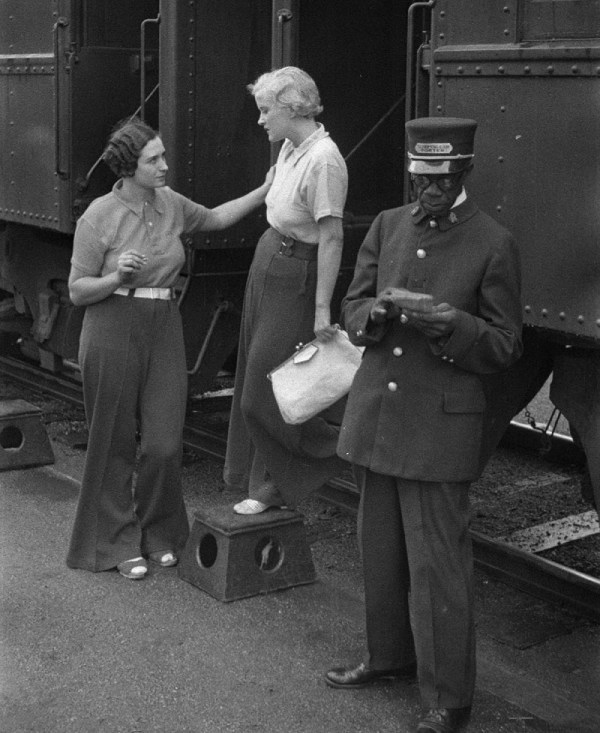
[225,67,348,514]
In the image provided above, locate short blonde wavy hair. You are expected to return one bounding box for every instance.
[248,66,323,119]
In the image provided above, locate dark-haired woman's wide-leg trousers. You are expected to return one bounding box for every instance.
[67,295,189,572]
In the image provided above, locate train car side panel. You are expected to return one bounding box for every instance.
[428,0,600,343]
[0,0,71,232]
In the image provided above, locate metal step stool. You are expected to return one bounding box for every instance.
[179,504,316,602]
[0,399,54,471]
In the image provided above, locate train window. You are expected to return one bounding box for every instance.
[521,0,600,40]
[82,0,159,48]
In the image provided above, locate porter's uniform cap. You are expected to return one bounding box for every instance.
[406,117,477,174]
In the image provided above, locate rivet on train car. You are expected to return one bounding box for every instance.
[436,67,442,74]
[458,66,464,74]
[524,66,531,74]
[578,315,585,323]
[596,319,600,327]
[504,29,509,36]
[559,312,566,320]
[498,66,505,74]
[437,81,443,87]
[439,33,445,40]
[571,65,579,74]
[503,5,510,12]
[596,67,600,74]
[476,66,482,74]
[541,309,548,317]
[437,105,443,112]
[524,305,531,313]
[496,205,502,211]
[440,10,445,17]
[547,65,554,74]
[498,156,504,162]
[500,106,506,112]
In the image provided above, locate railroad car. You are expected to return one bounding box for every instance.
[0,0,408,394]
[1,0,598,488]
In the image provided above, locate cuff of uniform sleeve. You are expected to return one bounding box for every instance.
[430,310,479,360]
[346,304,387,345]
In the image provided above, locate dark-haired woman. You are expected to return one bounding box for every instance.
[66,117,273,579]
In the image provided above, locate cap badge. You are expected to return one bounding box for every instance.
[415,142,454,155]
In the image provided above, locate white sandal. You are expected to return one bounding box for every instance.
[149,551,178,567]
[233,499,271,515]
[117,557,148,579]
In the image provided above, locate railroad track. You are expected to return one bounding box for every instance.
[2,354,600,621]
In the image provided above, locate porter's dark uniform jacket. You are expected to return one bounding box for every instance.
[338,196,523,481]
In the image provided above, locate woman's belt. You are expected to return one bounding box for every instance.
[114,286,175,300]
[275,231,318,261]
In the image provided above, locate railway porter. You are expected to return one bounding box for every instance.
[326,117,523,733]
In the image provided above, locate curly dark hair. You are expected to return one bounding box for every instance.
[102,117,159,178]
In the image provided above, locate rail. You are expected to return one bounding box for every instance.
[1,353,599,621]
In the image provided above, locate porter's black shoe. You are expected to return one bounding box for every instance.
[416,706,471,733]
[324,661,416,689]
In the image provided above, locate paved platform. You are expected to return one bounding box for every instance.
[1,456,599,732]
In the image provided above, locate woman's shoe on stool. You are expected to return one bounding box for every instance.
[148,551,178,567]
[325,661,417,689]
[117,557,148,579]
[233,499,272,515]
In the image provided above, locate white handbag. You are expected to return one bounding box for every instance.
[268,329,364,425]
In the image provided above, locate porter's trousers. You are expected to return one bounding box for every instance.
[355,467,475,709]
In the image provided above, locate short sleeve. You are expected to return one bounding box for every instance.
[306,161,348,222]
[70,217,107,276]
[171,190,210,233]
